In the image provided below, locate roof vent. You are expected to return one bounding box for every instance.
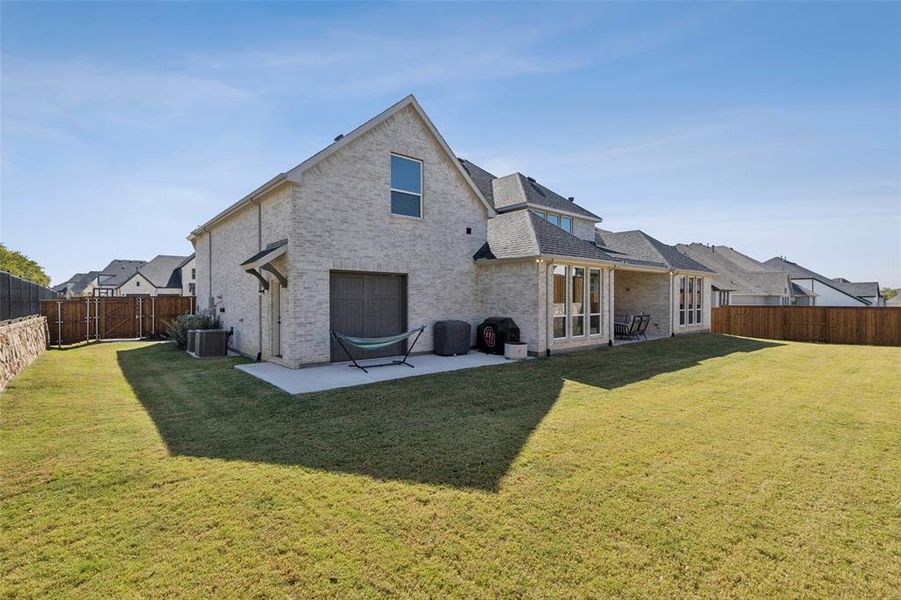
[526,176,536,183]
[334,134,344,142]
[568,196,574,202]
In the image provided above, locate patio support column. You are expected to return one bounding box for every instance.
[670,272,676,337]
[608,268,615,346]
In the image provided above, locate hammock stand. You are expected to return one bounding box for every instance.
[330,325,426,373]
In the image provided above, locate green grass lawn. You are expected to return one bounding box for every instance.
[2,335,899,598]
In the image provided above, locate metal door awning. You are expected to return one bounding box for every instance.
[241,239,288,290]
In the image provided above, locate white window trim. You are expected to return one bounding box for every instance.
[552,265,568,339]
[588,268,603,336]
[533,210,574,234]
[552,264,603,342]
[571,266,587,338]
[679,276,704,326]
[389,153,423,219]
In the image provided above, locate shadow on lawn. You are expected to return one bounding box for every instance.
[118,334,780,491]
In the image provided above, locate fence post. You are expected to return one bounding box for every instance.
[138,298,143,339]
[86,297,90,344]
[56,300,62,349]
[151,297,156,336]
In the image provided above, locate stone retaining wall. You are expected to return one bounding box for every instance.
[1,315,48,391]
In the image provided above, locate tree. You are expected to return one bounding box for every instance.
[882,287,898,301]
[0,244,51,286]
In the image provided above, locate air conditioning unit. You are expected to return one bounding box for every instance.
[194,329,228,357]
[186,329,197,354]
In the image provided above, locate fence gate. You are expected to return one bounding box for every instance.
[41,296,195,347]
[103,297,137,339]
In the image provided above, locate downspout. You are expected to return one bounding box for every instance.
[256,200,263,362]
[207,228,212,311]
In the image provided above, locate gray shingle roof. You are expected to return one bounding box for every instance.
[136,255,190,289]
[98,260,146,287]
[459,159,601,221]
[596,230,712,273]
[68,271,101,295]
[675,244,790,297]
[763,257,880,299]
[476,209,663,267]
[458,159,496,206]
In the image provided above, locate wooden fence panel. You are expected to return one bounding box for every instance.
[711,306,901,347]
[41,296,195,346]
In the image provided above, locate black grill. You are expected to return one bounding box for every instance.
[477,317,520,355]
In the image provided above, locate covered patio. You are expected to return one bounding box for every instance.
[612,269,673,340]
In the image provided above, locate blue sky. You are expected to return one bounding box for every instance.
[2,2,899,286]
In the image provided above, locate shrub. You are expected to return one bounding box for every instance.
[167,312,220,350]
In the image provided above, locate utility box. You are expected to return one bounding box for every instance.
[186,329,198,354]
[433,320,471,356]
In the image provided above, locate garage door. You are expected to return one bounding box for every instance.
[329,272,407,362]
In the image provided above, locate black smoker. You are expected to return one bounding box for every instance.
[476,317,520,355]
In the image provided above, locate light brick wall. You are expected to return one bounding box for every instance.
[193,183,294,361]
[286,105,490,366]
[614,270,673,337]
[477,260,541,352]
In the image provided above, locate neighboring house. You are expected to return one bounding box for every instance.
[180,254,197,296]
[118,255,192,297]
[52,271,103,298]
[189,95,712,368]
[675,244,802,306]
[886,295,901,307]
[94,260,147,296]
[763,257,882,307]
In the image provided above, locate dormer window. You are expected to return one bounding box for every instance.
[390,153,422,218]
[533,210,573,234]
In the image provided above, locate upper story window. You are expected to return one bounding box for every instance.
[533,210,573,234]
[390,154,422,218]
[191,268,196,280]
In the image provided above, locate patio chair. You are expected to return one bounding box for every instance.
[614,315,642,340]
[635,314,651,340]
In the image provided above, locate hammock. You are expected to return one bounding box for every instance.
[330,325,426,373]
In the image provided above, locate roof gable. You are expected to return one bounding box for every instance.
[98,260,146,287]
[134,255,189,289]
[285,95,493,214]
[191,96,494,238]
[764,257,879,300]
[597,230,712,273]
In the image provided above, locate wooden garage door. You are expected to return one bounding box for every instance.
[329,272,407,361]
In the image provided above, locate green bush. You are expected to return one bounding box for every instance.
[167,312,220,350]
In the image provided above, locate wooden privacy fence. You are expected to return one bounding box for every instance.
[41,296,195,347]
[711,306,901,346]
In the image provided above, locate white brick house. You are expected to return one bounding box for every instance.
[189,96,712,368]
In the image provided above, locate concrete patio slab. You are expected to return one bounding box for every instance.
[235,352,519,395]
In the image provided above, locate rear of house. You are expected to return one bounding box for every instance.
[190,96,713,368]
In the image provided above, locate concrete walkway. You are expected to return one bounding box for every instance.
[235,352,517,394]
